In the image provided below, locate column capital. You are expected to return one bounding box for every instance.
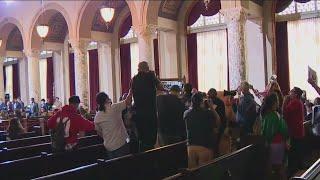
[220,7,247,24]
[23,49,40,59]
[133,24,158,38]
[97,42,111,49]
[69,39,89,52]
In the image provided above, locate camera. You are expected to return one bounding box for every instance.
[223,90,237,97]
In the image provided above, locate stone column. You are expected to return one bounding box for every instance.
[24,49,41,102]
[70,40,89,108]
[0,56,5,100]
[134,25,156,70]
[98,42,114,99]
[222,7,248,90]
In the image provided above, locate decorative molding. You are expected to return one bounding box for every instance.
[23,49,40,59]
[158,0,184,20]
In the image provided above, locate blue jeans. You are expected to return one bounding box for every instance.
[107,143,130,159]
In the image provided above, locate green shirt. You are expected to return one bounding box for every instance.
[262,111,288,144]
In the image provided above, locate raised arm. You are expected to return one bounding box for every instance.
[308,78,320,95]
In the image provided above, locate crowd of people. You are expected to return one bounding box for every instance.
[4,61,320,179]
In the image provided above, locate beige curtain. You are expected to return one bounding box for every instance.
[39,59,47,100]
[287,18,320,100]
[197,29,228,92]
[5,65,13,101]
[130,42,139,78]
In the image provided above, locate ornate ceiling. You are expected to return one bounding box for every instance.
[44,13,68,43]
[158,0,264,20]
[158,0,184,20]
[6,27,23,51]
[92,0,127,32]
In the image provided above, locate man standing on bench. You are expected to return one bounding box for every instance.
[48,96,95,151]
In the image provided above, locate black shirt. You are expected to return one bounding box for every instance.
[184,108,217,149]
[210,97,226,126]
[157,94,186,137]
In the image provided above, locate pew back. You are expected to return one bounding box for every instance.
[0,135,50,149]
[34,141,188,180]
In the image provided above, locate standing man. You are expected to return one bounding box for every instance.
[29,98,39,117]
[283,87,305,176]
[131,61,165,151]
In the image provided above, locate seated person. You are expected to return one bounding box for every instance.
[40,99,48,112]
[7,117,26,140]
[184,93,218,168]
[157,85,186,146]
[47,96,95,151]
[94,91,132,159]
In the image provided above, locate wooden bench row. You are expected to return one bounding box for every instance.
[34,141,187,180]
[0,135,103,162]
[292,158,320,180]
[165,144,266,180]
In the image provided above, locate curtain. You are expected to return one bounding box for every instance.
[46,57,54,103]
[276,0,312,13]
[5,65,13,101]
[287,18,320,100]
[130,43,139,78]
[88,49,100,112]
[276,22,290,95]
[153,39,160,76]
[187,0,221,26]
[39,59,47,100]
[69,53,76,96]
[12,63,20,99]
[120,43,131,94]
[187,33,198,89]
[3,66,6,92]
[197,30,228,92]
[119,15,132,38]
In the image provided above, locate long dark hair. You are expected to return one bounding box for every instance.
[8,118,23,140]
[96,92,110,112]
[261,93,278,117]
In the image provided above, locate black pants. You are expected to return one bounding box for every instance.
[288,138,304,177]
[107,143,130,160]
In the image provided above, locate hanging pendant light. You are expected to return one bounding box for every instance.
[37,0,49,38]
[36,24,49,38]
[100,6,115,24]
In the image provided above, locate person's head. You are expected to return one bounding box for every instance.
[207,88,217,99]
[55,97,59,101]
[314,97,320,105]
[31,98,35,103]
[191,88,198,94]
[170,85,181,96]
[269,81,281,93]
[289,87,303,99]
[261,93,279,117]
[68,96,81,109]
[41,99,45,104]
[240,81,250,94]
[96,92,112,112]
[14,110,22,119]
[183,83,192,95]
[191,92,204,109]
[305,101,314,114]
[138,61,149,73]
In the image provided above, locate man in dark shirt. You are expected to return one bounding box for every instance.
[131,61,165,151]
[208,88,226,152]
[157,85,186,146]
[184,93,217,168]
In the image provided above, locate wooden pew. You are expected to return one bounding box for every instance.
[291,158,320,180]
[33,141,188,180]
[0,144,106,180]
[0,135,103,162]
[0,135,50,149]
[165,144,267,180]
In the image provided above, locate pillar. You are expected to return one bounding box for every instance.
[0,56,5,100]
[19,57,29,104]
[222,7,248,90]
[70,40,89,108]
[134,25,156,70]
[24,49,41,102]
[98,42,114,99]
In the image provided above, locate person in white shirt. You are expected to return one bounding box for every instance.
[94,90,132,159]
[53,97,63,110]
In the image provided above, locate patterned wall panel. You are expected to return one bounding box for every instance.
[158,0,183,20]
[44,13,68,43]
[6,27,23,51]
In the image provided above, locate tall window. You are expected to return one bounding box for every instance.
[39,59,47,100]
[5,65,13,100]
[121,27,139,78]
[188,13,228,92]
[287,18,320,100]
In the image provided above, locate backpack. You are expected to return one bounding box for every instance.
[51,117,70,152]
